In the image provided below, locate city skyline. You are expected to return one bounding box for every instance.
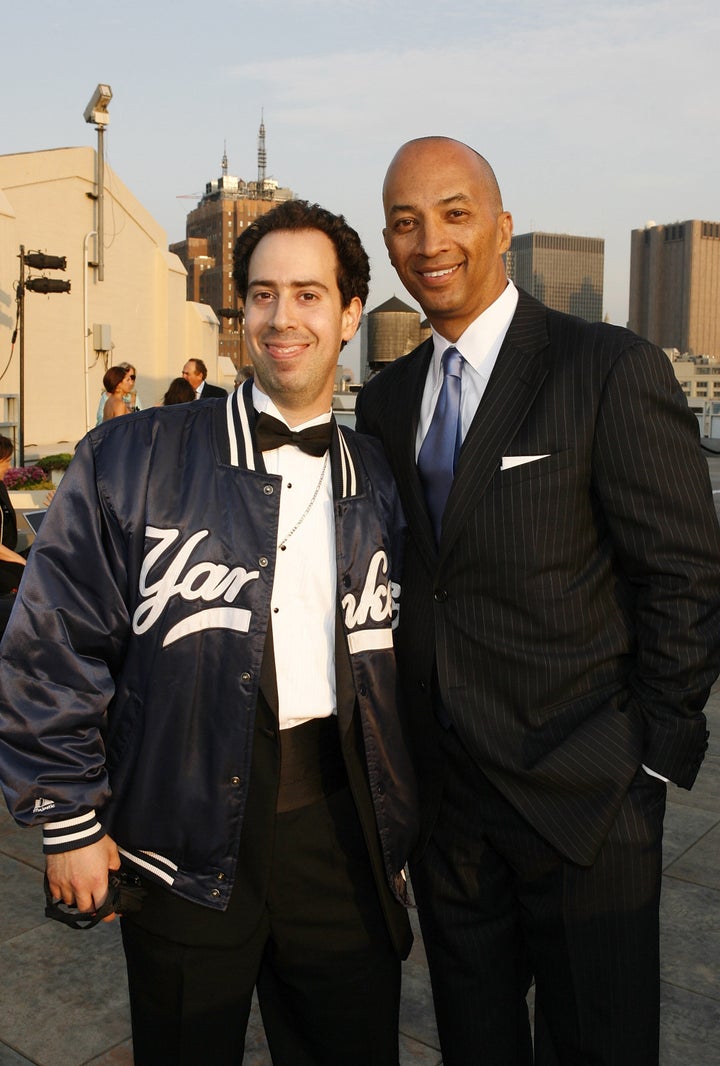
[2,1,718,338]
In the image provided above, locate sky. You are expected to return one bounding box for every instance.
[3,0,719,344]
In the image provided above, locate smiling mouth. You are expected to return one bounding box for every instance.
[418,265,461,280]
[264,339,309,358]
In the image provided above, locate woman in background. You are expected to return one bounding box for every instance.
[162,377,196,406]
[96,362,141,424]
[102,366,135,421]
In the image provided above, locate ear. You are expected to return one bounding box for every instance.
[341,296,363,343]
[497,212,513,255]
[382,227,396,267]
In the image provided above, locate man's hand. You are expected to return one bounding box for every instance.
[46,836,121,923]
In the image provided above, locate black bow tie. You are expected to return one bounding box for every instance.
[255,412,334,457]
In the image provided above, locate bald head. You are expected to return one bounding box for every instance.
[383,137,504,216]
[381,136,512,341]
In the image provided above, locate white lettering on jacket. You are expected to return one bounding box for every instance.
[132,527,259,647]
[341,550,400,655]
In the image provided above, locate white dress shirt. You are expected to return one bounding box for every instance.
[416,280,519,458]
[253,385,336,730]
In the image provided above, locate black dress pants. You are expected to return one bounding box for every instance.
[410,725,666,1066]
[120,712,401,1066]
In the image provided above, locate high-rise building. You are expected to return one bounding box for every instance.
[505,232,604,322]
[629,220,720,357]
[170,118,294,368]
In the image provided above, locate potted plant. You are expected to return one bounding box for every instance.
[36,453,74,487]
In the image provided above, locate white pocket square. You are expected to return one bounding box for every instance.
[501,454,551,470]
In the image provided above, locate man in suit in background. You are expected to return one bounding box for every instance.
[182,356,227,398]
[356,136,720,1065]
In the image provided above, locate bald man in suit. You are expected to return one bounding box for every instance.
[356,136,720,1066]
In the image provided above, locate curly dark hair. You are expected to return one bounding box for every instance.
[233,199,370,309]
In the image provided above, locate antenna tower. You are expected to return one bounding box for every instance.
[257,112,267,199]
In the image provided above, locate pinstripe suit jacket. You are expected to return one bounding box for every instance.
[356,288,720,865]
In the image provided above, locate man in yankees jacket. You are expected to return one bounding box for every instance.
[0,199,417,1066]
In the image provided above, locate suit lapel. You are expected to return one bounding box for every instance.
[439,292,551,560]
[383,339,438,570]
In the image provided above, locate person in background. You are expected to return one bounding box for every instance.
[101,366,135,421]
[0,435,27,596]
[234,364,255,389]
[96,363,140,425]
[356,135,720,1066]
[161,377,196,406]
[120,362,141,413]
[182,357,227,399]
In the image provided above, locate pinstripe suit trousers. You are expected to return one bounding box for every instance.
[411,724,665,1066]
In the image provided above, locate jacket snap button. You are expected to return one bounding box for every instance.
[259,556,269,567]
[230,776,241,786]
[217,872,226,881]
[240,671,252,683]
[434,589,448,603]
[263,484,274,495]
[210,889,221,899]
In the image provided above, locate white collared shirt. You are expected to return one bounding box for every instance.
[416,280,519,458]
[253,385,336,730]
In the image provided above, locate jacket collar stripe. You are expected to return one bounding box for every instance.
[226,382,257,470]
[337,428,356,498]
[225,393,240,466]
[238,382,257,470]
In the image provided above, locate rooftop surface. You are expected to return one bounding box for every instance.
[0,675,718,1066]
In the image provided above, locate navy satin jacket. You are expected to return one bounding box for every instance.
[0,383,417,909]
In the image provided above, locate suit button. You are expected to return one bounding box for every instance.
[418,681,427,691]
[434,589,448,603]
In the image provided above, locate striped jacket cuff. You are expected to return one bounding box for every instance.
[42,810,105,854]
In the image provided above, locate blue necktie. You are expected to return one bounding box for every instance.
[418,346,464,544]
